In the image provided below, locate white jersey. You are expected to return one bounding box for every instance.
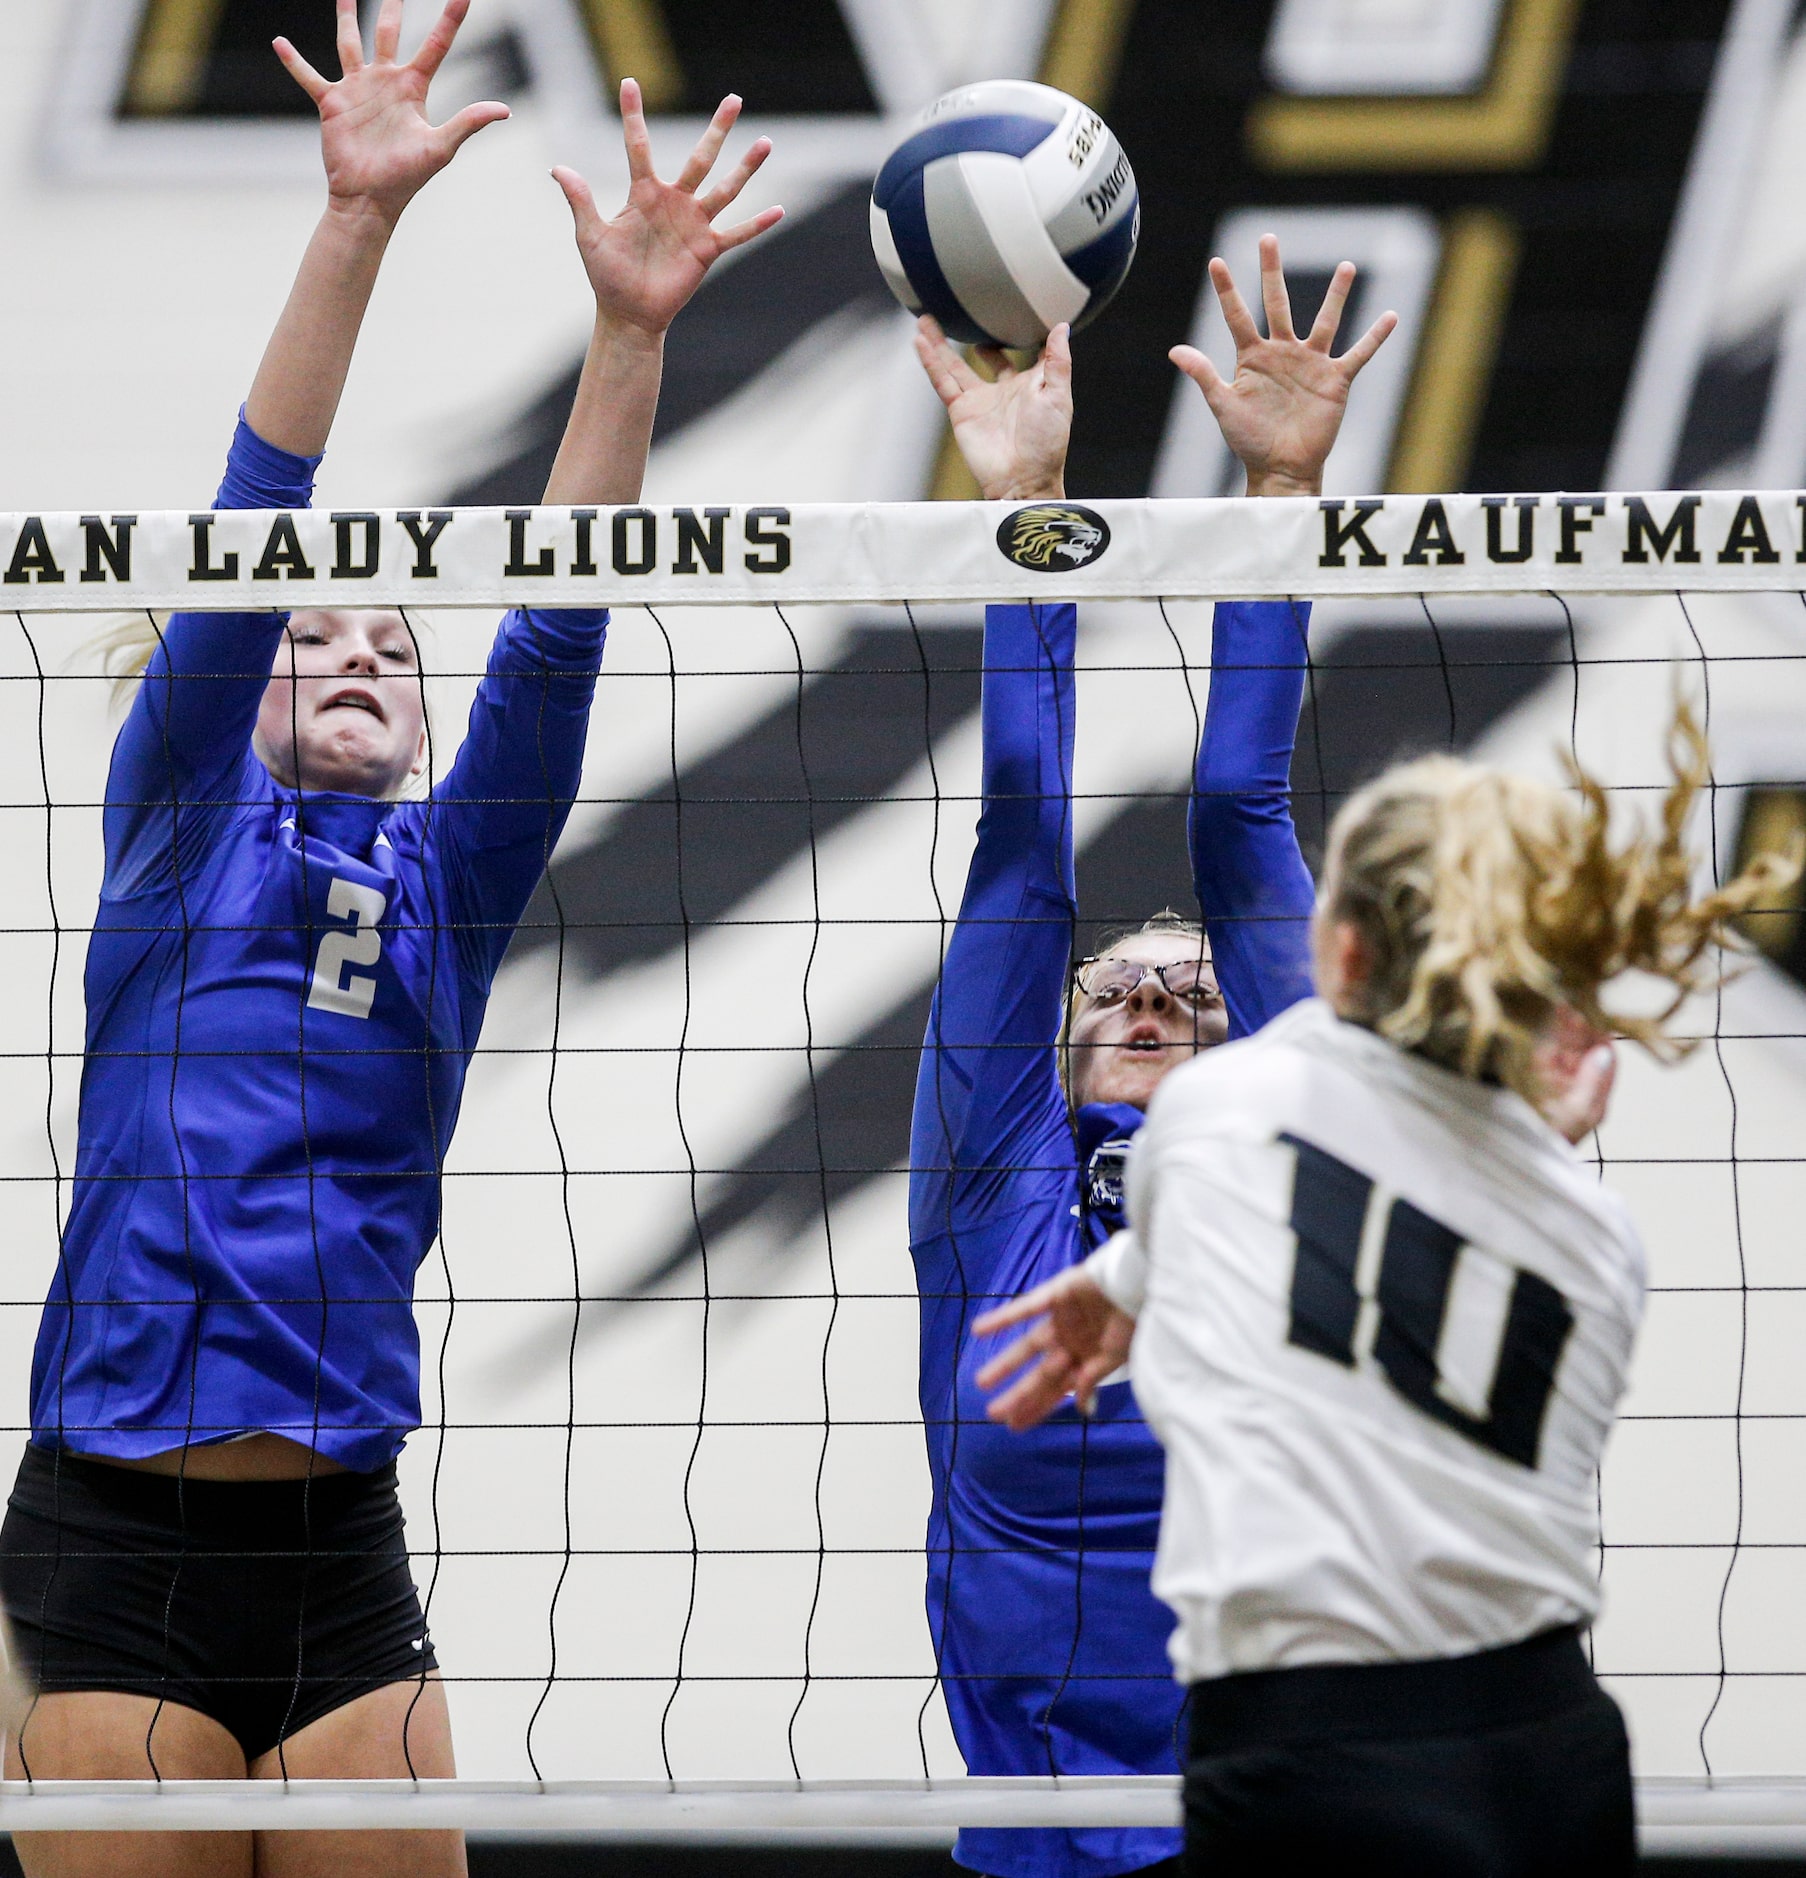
[1088,999,1645,1685]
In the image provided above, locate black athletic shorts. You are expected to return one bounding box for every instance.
[0,1443,438,1763]
[1183,1625,1635,1877]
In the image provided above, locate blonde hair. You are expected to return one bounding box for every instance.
[1323,703,1799,1102]
[90,613,168,708]
[1058,908,1209,1103]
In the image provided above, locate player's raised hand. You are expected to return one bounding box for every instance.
[916,316,1072,502]
[973,1265,1135,1431]
[275,0,508,225]
[1170,233,1397,499]
[554,81,783,339]
[1531,1005,1618,1145]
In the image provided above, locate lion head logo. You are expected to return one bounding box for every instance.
[1084,1135,1132,1216]
[997,503,1112,572]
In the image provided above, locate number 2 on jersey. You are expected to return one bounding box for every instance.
[306,878,387,1019]
[1280,1133,1576,1468]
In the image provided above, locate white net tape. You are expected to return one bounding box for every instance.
[3,490,1802,610]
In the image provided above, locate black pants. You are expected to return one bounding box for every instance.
[1183,1627,1634,1877]
[0,1443,437,1762]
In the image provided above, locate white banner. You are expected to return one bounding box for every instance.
[0,491,1802,610]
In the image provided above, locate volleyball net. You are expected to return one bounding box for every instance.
[3,492,1806,1851]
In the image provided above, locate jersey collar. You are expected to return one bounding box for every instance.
[1074,1100,1146,1242]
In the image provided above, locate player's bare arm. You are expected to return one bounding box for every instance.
[246,0,507,458]
[543,80,783,506]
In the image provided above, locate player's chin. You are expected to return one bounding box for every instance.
[1092,1050,1180,1108]
[299,727,405,798]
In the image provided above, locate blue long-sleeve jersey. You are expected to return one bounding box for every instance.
[908,600,1315,1878]
[30,417,607,1472]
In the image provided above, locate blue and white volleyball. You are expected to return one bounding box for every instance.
[870,81,1139,350]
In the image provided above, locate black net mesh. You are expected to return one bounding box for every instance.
[1,586,1800,1786]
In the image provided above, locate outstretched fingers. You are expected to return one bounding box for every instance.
[1532,1008,1619,1143]
[618,77,655,182]
[1041,322,1073,398]
[914,316,984,407]
[987,1347,1078,1431]
[411,0,474,81]
[972,1282,1057,1344]
[972,343,1017,384]
[678,94,743,194]
[1307,260,1356,353]
[1208,255,1261,353]
[1170,344,1229,415]
[1572,1045,1618,1137]
[334,0,364,74]
[1339,307,1399,378]
[273,36,329,102]
[437,98,510,158]
[371,0,406,64]
[712,204,785,253]
[696,135,772,220]
[552,164,599,234]
[1071,1349,1124,1415]
[1258,233,1296,342]
[974,1323,1054,1395]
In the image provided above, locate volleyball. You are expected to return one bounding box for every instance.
[869,80,1139,350]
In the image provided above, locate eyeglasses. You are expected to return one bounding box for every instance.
[1072,956,1221,1009]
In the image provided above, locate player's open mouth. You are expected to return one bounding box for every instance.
[322,688,384,721]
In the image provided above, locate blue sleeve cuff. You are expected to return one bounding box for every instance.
[512,607,611,669]
[212,408,324,512]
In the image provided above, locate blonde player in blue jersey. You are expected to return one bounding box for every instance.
[0,4,780,1875]
[907,243,1394,1878]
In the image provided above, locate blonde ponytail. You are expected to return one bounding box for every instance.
[87,613,169,709]
[1324,703,1800,1101]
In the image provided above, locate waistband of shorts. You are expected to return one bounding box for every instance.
[10,1442,399,1541]
[1188,1626,1596,1751]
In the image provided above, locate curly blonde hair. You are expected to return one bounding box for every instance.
[1322,703,1799,1102]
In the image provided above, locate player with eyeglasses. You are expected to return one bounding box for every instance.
[974,719,1789,1874]
[1072,957,1222,1009]
[906,239,1394,1878]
